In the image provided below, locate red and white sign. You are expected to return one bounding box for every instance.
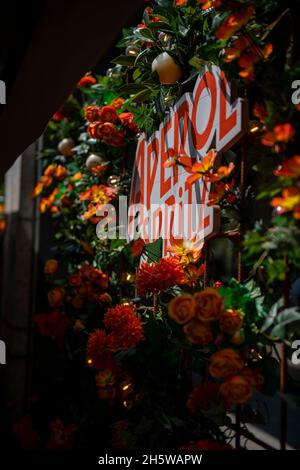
[129,65,247,256]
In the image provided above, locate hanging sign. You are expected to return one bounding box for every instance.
[129,64,247,256]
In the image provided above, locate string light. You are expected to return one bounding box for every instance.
[87,358,93,365]
[122,383,132,391]
[107,175,120,188]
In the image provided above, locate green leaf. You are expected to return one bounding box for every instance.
[111,55,136,66]
[145,238,162,263]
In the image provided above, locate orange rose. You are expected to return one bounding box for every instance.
[194,288,223,322]
[107,129,126,147]
[87,122,104,139]
[119,112,133,126]
[242,368,264,390]
[183,319,213,345]
[99,293,112,304]
[48,287,66,308]
[219,309,243,335]
[110,98,124,109]
[44,259,58,275]
[209,348,244,379]
[84,105,99,122]
[168,294,195,325]
[99,122,116,140]
[40,175,53,187]
[55,165,68,180]
[220,375,252,405]
[98,105,118,123]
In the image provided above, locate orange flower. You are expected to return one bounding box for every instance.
[208,180,235,206]
[86,329,116,369]
[69,274,81,287]
[184,263,205,287]
[220,375,252,405]
[253,101,267,122]
[199,0,221,10]
[261,123,295,146]
[48,287,66,308]
[219,309,243,335]
[194,288,223,322]
[98,292,112,304]
[44,259,58,275]
[168,294,195,325]
[119,112,134,126]
[187,382,221,412]
[107,129,126,147]
[55,165,68,180]
[136,257,186,296]
[32,182,44,198]
[215,6,255,40]
[183,318,213,345]
[271,186,300,219]
[242,368,264,389]
[274,155,300,178]
[44,164,56,176]
[98,105,118,123]
[84,105,99,122]
[72,171,82,181]
[104,304,144,349]
[206,162,234,183]
[40,175,53,187]
[168,239,202,266]
[186,149,217,185]
[223,36,248,63]
[78,74,96,87]
[87,121,105,139]
[110,97,124,109]
[209,348,244,379]
[88,268,108,289]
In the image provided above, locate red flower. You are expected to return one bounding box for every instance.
[46,418,77,450]
[274,155,300,178]
[261,123,295,146]
[187,382,221,412]
[132,238,145,257]
[78,74,96,87]
[119,112,134,125]
[104,304,144,349]
[86,329,116,369]
[98,105,118,123]
[107,129,126,147]
[84,105,99,122]
[35,310,69,346]
[110,97,124,109]
[136,257,186,296]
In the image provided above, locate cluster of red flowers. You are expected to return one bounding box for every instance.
[136,256,187,296]
[79,184,116,222]
[35,309,70,347]
[87,303,144,369]
[68,263,110,310]
[85,97,139,148]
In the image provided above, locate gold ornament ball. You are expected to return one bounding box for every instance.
[107,174,120,188]
[58,138,75,157]
[126,45,139,57]
[85,153,105,171]
[151,52,183,85]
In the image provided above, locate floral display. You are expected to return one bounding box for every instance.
[16,0,300,452]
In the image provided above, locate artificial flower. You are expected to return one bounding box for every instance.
[271,186,300,219]
[168,294,195,325]
[98,105,118,123]
[274,155,300,178]
[183,318,213,345]
[186,149,217,185]
[209,348,244,379]
[84,105,99,122]
[186,382,221,412]
[104,304,144,349]
[136,257,186,296]
[220,375,252,405]
[215,6,255,41]
[78,74,96,87]
[110,97,124,109]
[86,329,116,369]
[47,286,66,307]
[194,288,224,322]
[44,259,58,275]
[219,309,243,335]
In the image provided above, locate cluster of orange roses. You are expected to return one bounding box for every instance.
[87,303,144,402]
[68,263,109,310]
[85,97,139,148]
[168,288,264,406]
